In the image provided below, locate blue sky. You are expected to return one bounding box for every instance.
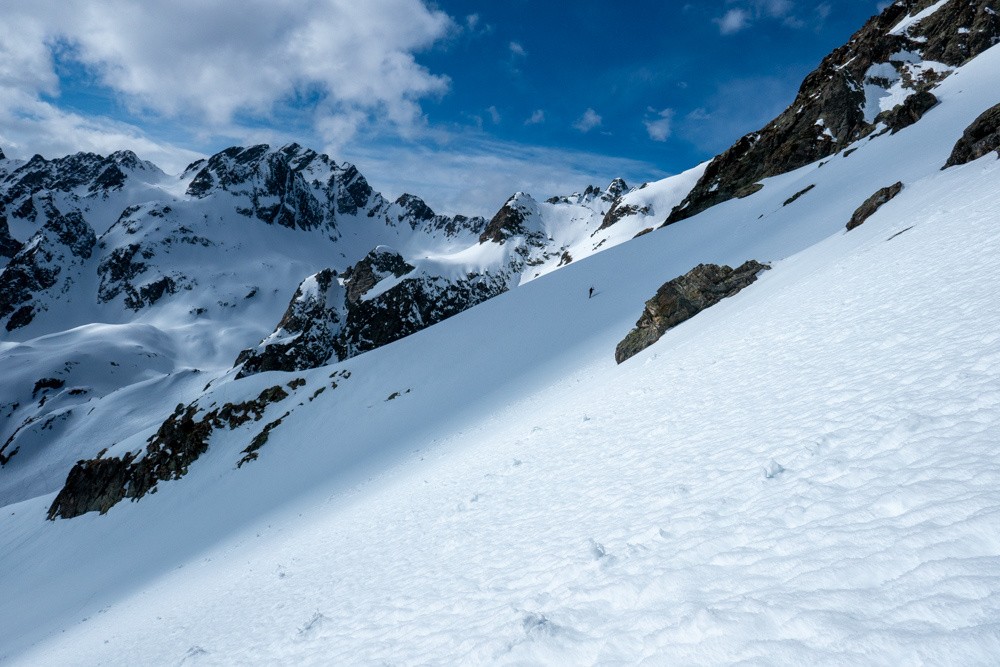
[0,1,884,215]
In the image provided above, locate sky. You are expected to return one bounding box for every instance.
[0,1,888,216]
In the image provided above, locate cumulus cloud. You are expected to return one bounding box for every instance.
[0,0,454,161]
[644,108,675,142]
[573,108,602,133]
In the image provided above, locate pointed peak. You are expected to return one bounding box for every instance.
[606,177,629,198]
[394,194,435,221]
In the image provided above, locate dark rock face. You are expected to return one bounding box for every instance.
[943,103,1000,168]
[0,203,96,330]
[0,150,155,225]
[235,269,346,377]
[481,193,536,244]
[236,246,510,377]
[185,144,332,231]
[879,91,939,134]
[665,0,999,224]
[615,261,770,364]
[48,386,290,519]
[393,194,435,226]
[94,203,207,310]
[846,182,904,231]
[599,202,651,231]
[344,247,414,304]
[341,271,506,359]
[0,209,21,260]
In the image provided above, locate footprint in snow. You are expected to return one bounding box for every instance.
[180,646,209,664]
[763,460,786,479]
[297,611,328,640]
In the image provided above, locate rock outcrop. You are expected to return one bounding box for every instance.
[0,201,96,330]
[615,261,770,364]
[943,103,1000,168]
[480,193,540,244]
[47,385,291,519]
[879,91,939,134]
[665,0,999,224]
[0,150,159,225]
[846,182,904,231]
[236,247,509,377]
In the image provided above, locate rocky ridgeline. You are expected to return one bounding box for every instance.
[615,261,770,364]
[47,383,295,520]
[666,0,1000,224]
[0,143,491,333]
[235,246,510,376]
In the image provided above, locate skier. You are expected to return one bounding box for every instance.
[588,286,595,299]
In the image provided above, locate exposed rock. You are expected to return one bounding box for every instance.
[236,247,510,377]
[392,194,435,226]
[185,144,331,231]
[665,0,999,224]
[480,193,539,244]
[599,202,651,231]
[0,202,96,330]
[48,385,290,519]
[615,261,770,364]
[846,182,904,231]
[783,184,816,207]
[234,269,345,377]
[0,210,22,260]
[0,150,158,225]
[943,103,1000,168]
[878,91,939,134]
[343,247,414,304]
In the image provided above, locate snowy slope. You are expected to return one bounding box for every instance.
[0,27,999,664]
[0,145,686,506]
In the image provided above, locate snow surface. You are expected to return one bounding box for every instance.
[888,0,951,35]
[2,33,1000,667]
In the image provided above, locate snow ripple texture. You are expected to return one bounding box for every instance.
[14,161,1000,665]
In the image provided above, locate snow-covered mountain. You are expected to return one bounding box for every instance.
[0,141,684,505]
[2,0,1000,662]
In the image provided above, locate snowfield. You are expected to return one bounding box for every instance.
[2,24,1000,667]
[5,149,1000,666]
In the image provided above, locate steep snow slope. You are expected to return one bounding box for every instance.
[1,38,999,665]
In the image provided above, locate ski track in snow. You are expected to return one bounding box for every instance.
[12,160,1000,665]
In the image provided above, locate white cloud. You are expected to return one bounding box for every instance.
[525,110,545,125]
[509,41,527,57]
[644,108,675,142]
[716,8,751,34]
[487,106,502,125]
[573,108,602,133]
[0,0,454,158]
[715,0,810,34]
